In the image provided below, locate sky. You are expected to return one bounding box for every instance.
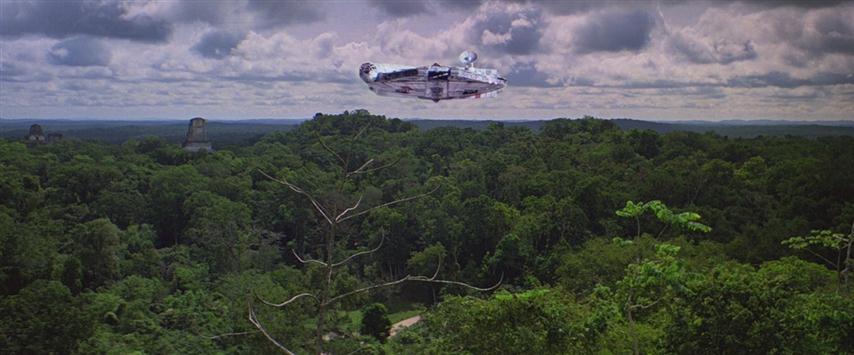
[1,0,853,121]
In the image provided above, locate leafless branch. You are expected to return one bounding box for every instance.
[335,195,364,222]
[248,303,295,355]
[407,273,504,292]
[256,291,319,308]
[324,257,501,306]
[206,330,259,340]
[339,185,440,222]
[352,123,371,140]
[332,231,385,267]
[343,346,372,355]
[430,258,442,279]
[347,157,402,177]
[317,135,347,168]
[347,159,375,176]
[259,169,333,225]
[324,275,413,306]
[804,247,838,268]
[292,249,327,267]
[628,298,661,310]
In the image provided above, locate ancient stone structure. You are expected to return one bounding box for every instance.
[25,124,46,145]
[182,117,213,152]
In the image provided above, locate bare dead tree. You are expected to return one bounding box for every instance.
[250,126,500,354]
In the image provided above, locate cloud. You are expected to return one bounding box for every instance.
[469,5,544,55]
[740,0,847,9]
[0,1,171,42]
[526,0,655,15]
[47,37,111,67]
[368,0,484,16]
[192,31,247,59]
[436,0,484,10]
[3,0,854,120]
[667,30,757,64]
[164,1,236,25]
[796,9,854,56]
[246,0,324,28]
[369,0,431,16]
[727,71,854,88]
[311,33,338,59]
[505,62,562,87]
[573,8,657,53]
[0,61,25,78]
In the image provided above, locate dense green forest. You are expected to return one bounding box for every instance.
[2,113,853,354]
[4,117,854,147]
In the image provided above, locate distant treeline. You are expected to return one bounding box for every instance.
[2,116,854,147]
[2,113,853,353]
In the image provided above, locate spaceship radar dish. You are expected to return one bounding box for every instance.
[459,51,478,67]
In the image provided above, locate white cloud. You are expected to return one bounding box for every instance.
[1,0,853,120]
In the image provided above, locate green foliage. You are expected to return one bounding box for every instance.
[119,224,161,278]
[399,289,597,354]
[783,229,850,250]
[616,200,711,238]
[71,218,122,290]
[783,226,854,288]
[2,115,854,353]
[665,258,847,353]
[0,280,91,354]
[183,191,252,274]
[361,303,391,342]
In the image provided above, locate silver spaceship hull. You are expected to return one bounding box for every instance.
[362,65,506,102]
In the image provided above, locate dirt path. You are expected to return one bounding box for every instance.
[389,315,422,337]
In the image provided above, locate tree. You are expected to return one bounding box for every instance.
[397,289,596,354]
[0,280,91,353]
[407,244,447,303]
[783,222,854,289]
[183,191,252,274]
[71,218,121,290]
[251,120,500,354]
[119,224,161,278]
[665,258,847,354]
[360,303,391,342]
[148,165,207,246]
[616,200,711,239]
[612,243,688,355]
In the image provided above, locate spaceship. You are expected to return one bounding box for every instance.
[359,51,506,102]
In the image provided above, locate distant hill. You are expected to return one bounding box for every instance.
[3,117,853,145]
[408,119,545,131]
[0,119,301,146]
[409,119,854,138]
[609,119,854,138]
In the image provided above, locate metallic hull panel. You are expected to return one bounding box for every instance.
[361,63,506,102]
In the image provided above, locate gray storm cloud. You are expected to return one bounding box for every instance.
[192,31,247,59]
[246,0,324,28]
[369,0,431,16]
[668,31,757,64]
[573,8,657,53]
[506,62,562,87]
[369,0,485,16]
[471,6,544,55]
[166,1,235,26]
[0,1,172,42]
[47,37,112,67]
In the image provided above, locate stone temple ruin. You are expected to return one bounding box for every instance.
[26,124,45,144]
[25,124,62,146]
[182,117,213,152]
